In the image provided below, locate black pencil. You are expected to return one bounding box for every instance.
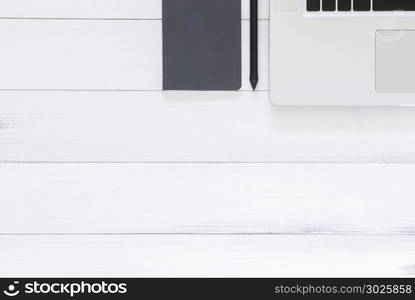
[250,0,258,90]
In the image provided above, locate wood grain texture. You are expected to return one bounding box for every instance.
[1,92,415,163]
[0,0,269,19]
[1,235,415,277]
[1,163,415,234]
[0,20,268,91]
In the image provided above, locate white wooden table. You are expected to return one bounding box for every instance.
[1,0,415,277]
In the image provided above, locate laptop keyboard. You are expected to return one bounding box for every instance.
[307,0,415,12]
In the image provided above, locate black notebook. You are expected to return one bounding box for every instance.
[162,0,241,91]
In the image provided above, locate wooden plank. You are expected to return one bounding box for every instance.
[1,235,415,277]
[0,0,161,19]
[0,0,270,19]
[1,163,415,234]
[0,20,161,91]
[0,20,268,91]
[1,92,415,163]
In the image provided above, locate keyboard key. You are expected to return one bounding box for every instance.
[307,0,321,11]
[373,0,415,11]
[353,0,371,11]
[323,0,336,11]
[338,0,352,11]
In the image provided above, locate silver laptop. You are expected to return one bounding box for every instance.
[270,0,415,105]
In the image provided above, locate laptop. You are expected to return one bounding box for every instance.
[270,0,415,105]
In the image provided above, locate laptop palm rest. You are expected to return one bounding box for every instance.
[376,30,415,93]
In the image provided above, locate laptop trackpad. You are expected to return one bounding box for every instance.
[376,30,415,93]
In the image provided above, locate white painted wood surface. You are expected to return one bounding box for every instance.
[1,163,415,234]
[2,92,415,162]
[2,235,415,277]
[0,0,414,277]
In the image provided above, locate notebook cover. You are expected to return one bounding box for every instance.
[162,0,241,90]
